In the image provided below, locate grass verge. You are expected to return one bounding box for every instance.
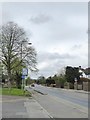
[0,88,31,97]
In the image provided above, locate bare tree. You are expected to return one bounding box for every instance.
[0,22,37,86]
[57,67,66,76]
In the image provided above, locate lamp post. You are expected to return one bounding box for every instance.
[24,42,32,88]
[21,41,32,89]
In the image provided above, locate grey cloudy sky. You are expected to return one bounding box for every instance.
[1,2,88,78]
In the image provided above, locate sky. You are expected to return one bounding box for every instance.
[1,2,88,79]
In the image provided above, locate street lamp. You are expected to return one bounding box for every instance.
[21,41,32,89]
[24,42,32,88]
[28,42,32,45]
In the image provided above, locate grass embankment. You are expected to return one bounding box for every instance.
[0,88,31,97]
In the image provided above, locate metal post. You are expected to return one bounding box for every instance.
[21,42,32,89]
[21,43,23,90]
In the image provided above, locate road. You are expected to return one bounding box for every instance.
[27,84,88,118]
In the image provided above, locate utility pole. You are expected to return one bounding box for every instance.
[21,42,23,90]
[21,41,32,89]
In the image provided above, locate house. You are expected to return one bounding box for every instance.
[79,66,90,79]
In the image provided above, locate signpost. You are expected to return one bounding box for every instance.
[21,75,25,79]
[22,68,28,76]
[22,68,28,89]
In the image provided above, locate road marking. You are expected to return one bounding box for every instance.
[35,100,54,119]
[32,96,54,119]
[27,86,88,117]
[48,94,88,115]
[31,86,88,114]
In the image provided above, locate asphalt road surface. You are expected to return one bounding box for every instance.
[27,84,88,118]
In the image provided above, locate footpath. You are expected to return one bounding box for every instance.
[58,88,90,94]
[1,95,50,119]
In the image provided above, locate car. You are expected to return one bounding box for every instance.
[31,83,35,87]
[52,84,56,87]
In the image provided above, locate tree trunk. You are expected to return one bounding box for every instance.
[8,70,12,89]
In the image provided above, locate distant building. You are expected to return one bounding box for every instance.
[79,66,90,79]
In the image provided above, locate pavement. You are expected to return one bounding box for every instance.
[2,95,29,118]
[24,98,51,118]
[1,95,51,118]
[59,88,90,94]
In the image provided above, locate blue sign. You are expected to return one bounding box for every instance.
[22,68,28,76]
[21,75,25,79]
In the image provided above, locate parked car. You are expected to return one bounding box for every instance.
[50,84,56,87]
[31,83,35,87]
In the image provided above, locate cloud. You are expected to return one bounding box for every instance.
[37,52,75,63]
[2,10,14,24]
[30,14,52,24]
[1,2,88,79]
[36,51,88,78]
[37,52,76,73]
[71,44,82,50]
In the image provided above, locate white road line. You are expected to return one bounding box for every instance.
[32,96,54,119]
[48,94,88,114]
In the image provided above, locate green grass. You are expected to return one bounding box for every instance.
[0,88,31,97]
[0,88,2,94]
